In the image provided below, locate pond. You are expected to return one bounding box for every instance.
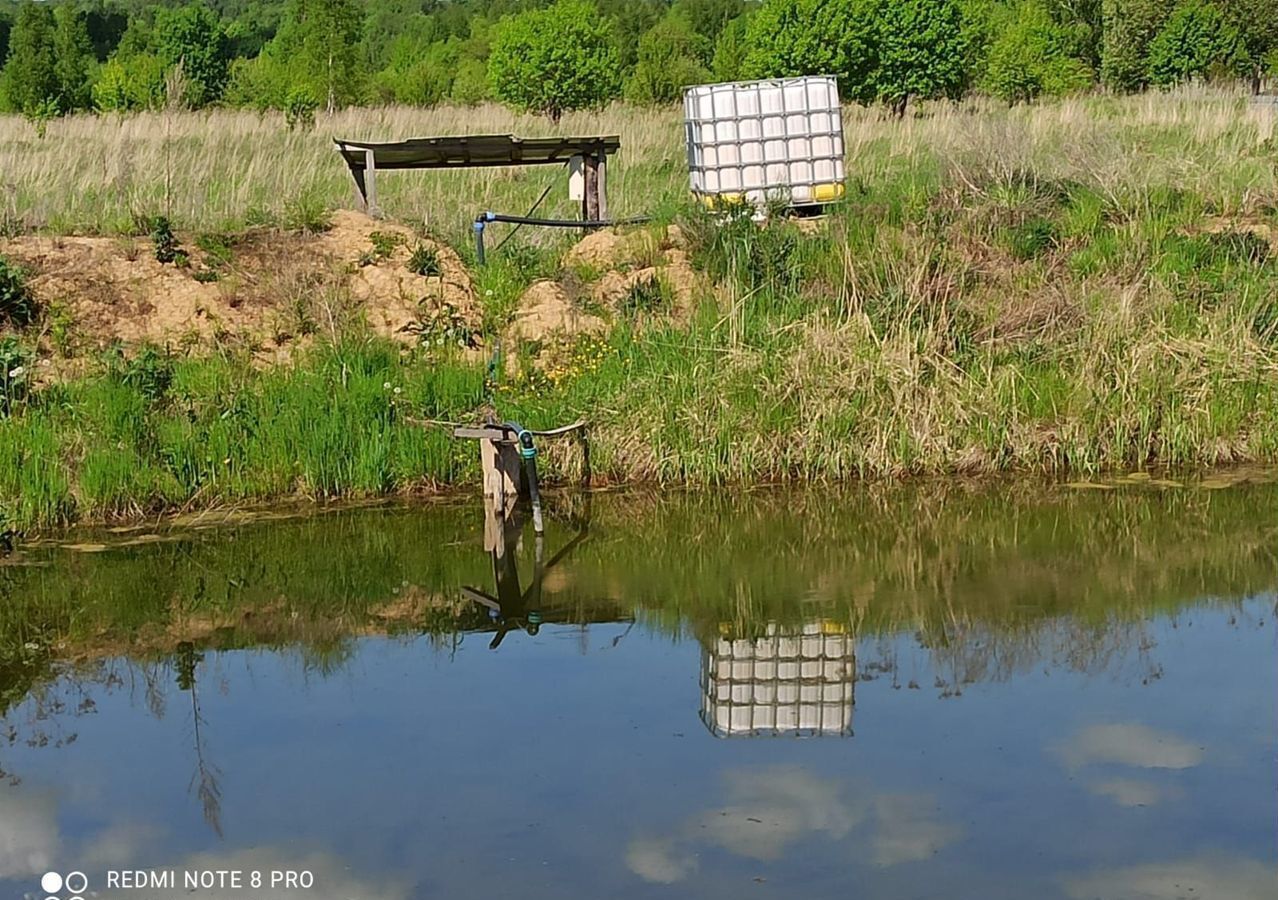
[0,478,1275,899]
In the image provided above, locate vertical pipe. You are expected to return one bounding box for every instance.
[473,218,486,266]
[516,430,545,536]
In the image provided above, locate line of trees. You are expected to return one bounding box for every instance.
[0,0,1275,121]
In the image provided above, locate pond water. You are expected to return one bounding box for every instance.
[0,479,1275,900]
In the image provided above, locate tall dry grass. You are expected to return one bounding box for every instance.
[1,88,1277,527]
[0,87,1273,239]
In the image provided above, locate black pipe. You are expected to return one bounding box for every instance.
[473,218,487,266]
[505,422,545,535]
[480,212,651,229]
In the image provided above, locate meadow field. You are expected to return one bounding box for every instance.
[1,88,1277,529]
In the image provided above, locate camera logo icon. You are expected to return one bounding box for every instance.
[41,870,87,900]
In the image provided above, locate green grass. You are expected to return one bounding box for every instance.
[1,91,1278,528]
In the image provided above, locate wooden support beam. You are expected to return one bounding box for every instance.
[597,154,608,221]
[364,148,381,219]
[481,439,523,515]
[584,153,600,227]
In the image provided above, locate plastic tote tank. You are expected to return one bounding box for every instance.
[684,75,846,210]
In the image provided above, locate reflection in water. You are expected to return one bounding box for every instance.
[626,766,963,883]
[699,623,855,737]
[462,500,591,649]
[0,482,1272,900]
[1056,722,1205,771]
[176,641,224,838]
[1065,855,1278,900]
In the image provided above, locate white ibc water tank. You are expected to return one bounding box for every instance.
[684,75,847,210]
[700,621,855,738]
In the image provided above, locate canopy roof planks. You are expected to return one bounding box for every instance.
[333,134,621,219]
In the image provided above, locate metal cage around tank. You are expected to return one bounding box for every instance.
[699,621,856,738]
[684,75,847,211]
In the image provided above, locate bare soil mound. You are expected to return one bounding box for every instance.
[0,210,479,360]
[508,280,606,344]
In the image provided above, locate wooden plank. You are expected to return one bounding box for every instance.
[364,148,380,218]
[584,155,600,223]
[454,425,513,441]
[597,155,608,221]
[481,439,522,513]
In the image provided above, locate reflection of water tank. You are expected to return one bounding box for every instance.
[684,76,847,210]
[700,622,855,738]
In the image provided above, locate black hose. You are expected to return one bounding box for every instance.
[483,212,652,228]
[505,422,545,535]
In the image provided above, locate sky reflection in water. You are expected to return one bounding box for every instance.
[0,484,1273,899]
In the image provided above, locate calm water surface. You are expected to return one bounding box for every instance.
[0,481,1274,899]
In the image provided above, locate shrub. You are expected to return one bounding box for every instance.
[625,16,711,105]
[874,0,970,114]
[710,14,751,82]
[402,300,479,351]
[983,2,1095,104]
[743,0,880,104]
[151,216,180,264]
[154,2,230,107]
[0,256,37,328]
[488,0,621,121]
[1101,0,1172,91]
[92,54,167,112]
[1147,0,1247,85]
[283,87,319,131]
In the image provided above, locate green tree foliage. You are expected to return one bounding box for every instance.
[449,56,491,104]
[54,5,96,111]
[673,0,746,44]
[1147,0,1247,85]
[274,0,363,111]
[488,0,620,120]
[743,0,880,104]
[1045,0,1104,67]
[984,1,1093,103]
[0,13,10,69]
[1,3,58,113]
[3,0,1275,122]
[1100,0,1170,90]
[1219,0,1278,92]
[155,3,231,106]
[92,52,166,111]
[875,0,970,114]
[370,36,458,106]
[710,13,750,82]
[625,14,710,104]
[83,0,130,62]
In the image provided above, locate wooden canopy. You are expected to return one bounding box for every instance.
[333,134,621,219]
[333,134,620,170]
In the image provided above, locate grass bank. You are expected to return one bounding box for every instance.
[2,90,1278,529]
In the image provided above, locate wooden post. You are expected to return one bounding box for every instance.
[364,148,381,219]
[480,438,522,516]
[597,154,608,221]
[584,153,600,226]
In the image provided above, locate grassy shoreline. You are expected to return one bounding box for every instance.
[2,90,1278,530]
